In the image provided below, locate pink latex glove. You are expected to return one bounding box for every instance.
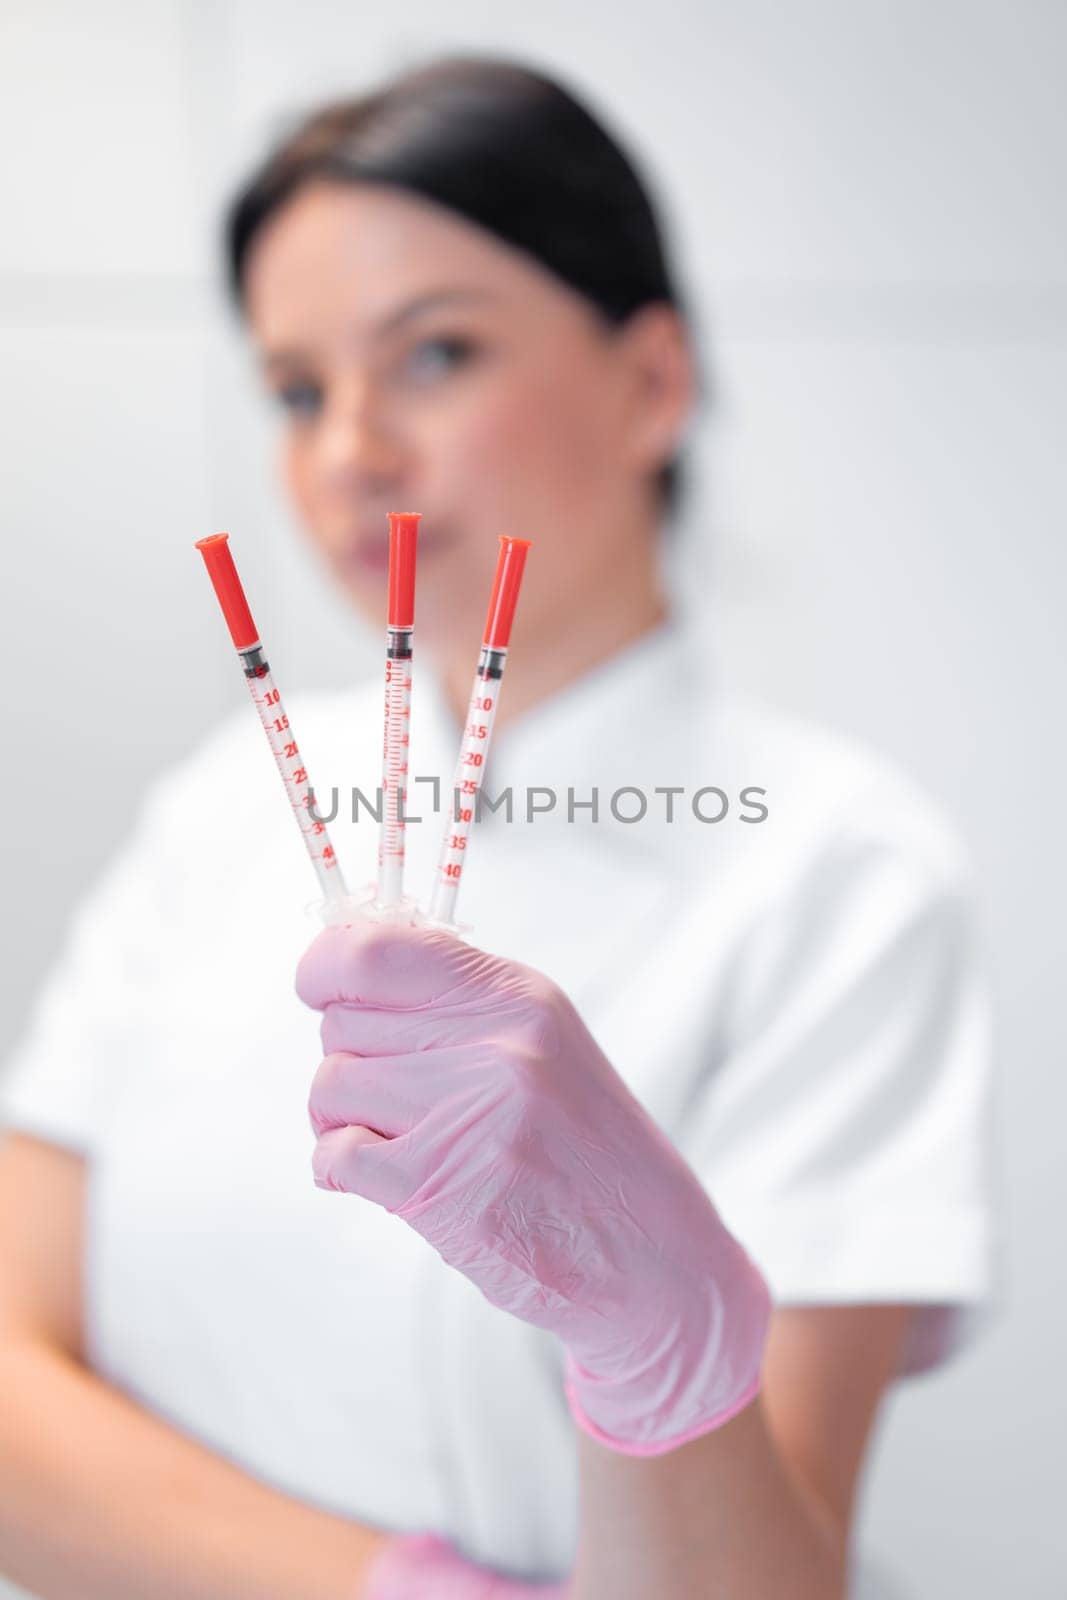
[297,921,771,1455]
[363,1533,563,1598]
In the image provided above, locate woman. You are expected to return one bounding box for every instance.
[0,57,994,1599]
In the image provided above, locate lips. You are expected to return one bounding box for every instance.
[333,523,455,578]
[346,538,390,575]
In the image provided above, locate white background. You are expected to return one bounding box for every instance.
[1,2,1064,1594]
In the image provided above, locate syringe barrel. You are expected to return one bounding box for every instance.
[238,645,347,906]
[428,645,505,927]
[197,532,349,911]
[376,625,413,908]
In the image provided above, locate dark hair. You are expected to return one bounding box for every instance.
[225,56,689,512]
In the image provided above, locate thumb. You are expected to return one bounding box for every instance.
[311,1124,408,1210]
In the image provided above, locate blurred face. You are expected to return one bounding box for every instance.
[244,181,690,653]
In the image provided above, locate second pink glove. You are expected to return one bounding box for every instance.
[297,921,771,1456]
[363,1533,563,1598]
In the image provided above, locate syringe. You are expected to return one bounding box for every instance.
[195,533,350,915]
[427,535,531,929]
[374,513,420,912]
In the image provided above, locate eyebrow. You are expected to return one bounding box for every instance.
[261,287,496,374]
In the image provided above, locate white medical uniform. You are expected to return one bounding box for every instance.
[0,616,997,1588]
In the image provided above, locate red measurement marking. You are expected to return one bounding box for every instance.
[264,688,280,706]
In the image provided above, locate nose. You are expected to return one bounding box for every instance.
[314,377,407,499]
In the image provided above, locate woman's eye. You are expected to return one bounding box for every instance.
[274,380,324,419]
[404,336,477,381]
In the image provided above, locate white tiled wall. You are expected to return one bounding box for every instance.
[2,3,1064,1595]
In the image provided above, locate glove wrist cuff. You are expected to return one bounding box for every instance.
[563,1356,764,1457]
[561,1250,772,1455]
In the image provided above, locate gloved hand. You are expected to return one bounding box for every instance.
[363,1533,564,1597]
[297,921,771,1455]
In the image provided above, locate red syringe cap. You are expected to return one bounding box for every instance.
[387,512,421,628]
[194,532,259,651]
[483,536,532,650]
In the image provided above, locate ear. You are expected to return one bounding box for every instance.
[614,303,697,477]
